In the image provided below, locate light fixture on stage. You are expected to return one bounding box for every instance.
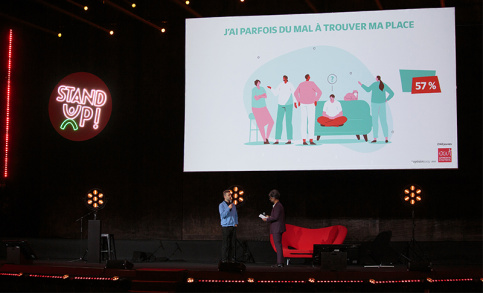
[84,188,107,263]
[403,185,422,206]
[228,185,245,207]
[401,184,431,271]
[85,188,107,214]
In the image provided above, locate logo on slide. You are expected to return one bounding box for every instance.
[49,72,112,141]
[438,148,452,163]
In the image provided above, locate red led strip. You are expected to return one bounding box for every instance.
[4,29,12,178]
[0,272,22,277]
[198,280,245,283]
[373,279,421,284]
[190,278,479,285]
[430,278,474,282]
[73,276,114,281]
[28,274,64,279]
[317,280,364,283]
[258,280,305,283]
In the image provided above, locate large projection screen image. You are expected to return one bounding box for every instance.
[184,8,457,172]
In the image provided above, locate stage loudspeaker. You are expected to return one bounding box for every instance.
[105,260,134,270]
[132,251,149,262]
[369,230,399,265]
[87,220,101,263]
[408,261,432,272]
[320,251,347,271]
[218,261,246,272]
[4,241,37,265]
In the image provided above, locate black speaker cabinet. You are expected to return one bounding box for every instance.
[4,241,37,265]
[408,261,432,272]
[313,244,360,266]
[218,261,246,272]
[320,251,347,271]
[87,220,101,263]
[132,251,149,262]
[105,260,134,270]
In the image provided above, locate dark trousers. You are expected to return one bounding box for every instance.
[272,232,284,264]
[221,226,236,262]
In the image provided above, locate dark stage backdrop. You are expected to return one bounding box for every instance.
[0,1,481,243]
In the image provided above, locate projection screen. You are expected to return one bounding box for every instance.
[184,8,457,172]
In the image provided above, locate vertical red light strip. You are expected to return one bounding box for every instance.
[4,29,12,178]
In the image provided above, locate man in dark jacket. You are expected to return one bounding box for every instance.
[262,189,286,267]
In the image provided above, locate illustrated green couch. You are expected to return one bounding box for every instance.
[314,100,372,141]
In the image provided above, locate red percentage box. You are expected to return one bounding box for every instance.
[411,76,441,94]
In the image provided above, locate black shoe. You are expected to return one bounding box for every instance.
[385,140,389,143]
[309,141,316,145]
[303,142,308,145]
[273,141,279,144]
[370,139,377,143]
[271,263,284,268]
[285,141,291,144]
[264,139,270,144]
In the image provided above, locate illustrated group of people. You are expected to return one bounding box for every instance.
[251,74,395,144]
[219,189,286,268]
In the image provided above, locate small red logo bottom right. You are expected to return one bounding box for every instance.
[438,148,452,163]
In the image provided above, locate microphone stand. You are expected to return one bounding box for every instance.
[69,211,95,262]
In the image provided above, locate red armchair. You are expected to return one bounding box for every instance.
[270,224,347,263]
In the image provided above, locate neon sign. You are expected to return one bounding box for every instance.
[49,72,112,141]
[4,29,13,178]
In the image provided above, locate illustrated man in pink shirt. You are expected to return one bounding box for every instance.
[294,74,322,145]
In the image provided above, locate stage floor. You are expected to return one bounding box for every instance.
[1,259,481,292]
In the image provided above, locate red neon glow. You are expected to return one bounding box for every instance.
[4,29,12,178]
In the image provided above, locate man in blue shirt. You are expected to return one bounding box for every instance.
[219,190,238,263]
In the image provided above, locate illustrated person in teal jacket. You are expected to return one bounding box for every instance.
[358,76,394,143]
